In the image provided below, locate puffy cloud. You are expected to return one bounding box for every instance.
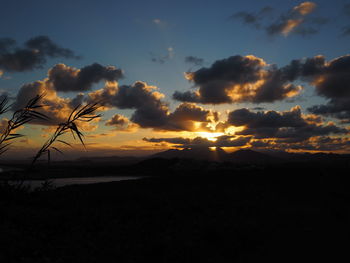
[304,55,350,121]
[165,103,219,131]
[105,114,138,132]
[89,81,169,128]
[11,80,73,126]
[47,63,123,92]
[10,62,123,125]
[173,55,302,104]
[227,106,348,142]
[174,53,350,113]
[0,36,78,72]
[89,82,218,131]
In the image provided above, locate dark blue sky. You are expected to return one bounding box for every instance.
[1,0,349,102]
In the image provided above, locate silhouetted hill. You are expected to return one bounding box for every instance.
[151,147,228,162]
[152,148,280,163]
[229,149,280,163]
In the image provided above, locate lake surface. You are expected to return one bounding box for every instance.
[8,175,143,189]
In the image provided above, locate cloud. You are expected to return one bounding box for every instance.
[0,36,78,72]
[164,103,219,131]
[341,26,350,36]
[105,114,138,132]
[173,55,302,104]
[226,106,348,142]
[9,61,124,127]
[174,53,350,111]
[143,135,251,148]
[267,2,317,36]
[89,81,169,128]
[231,6,273,29]
[303,55,350,122]
[11,80,75,126]
[253,136,350,152]
[232,2,325,37]
[344,3,350,17]
[150,47,174,64]
[185,56,205,66]
[89,81,219,131]
[47,63,123,92]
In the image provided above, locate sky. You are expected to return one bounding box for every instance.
[1,0,350,159]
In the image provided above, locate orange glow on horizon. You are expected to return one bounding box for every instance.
[196,132,224,141]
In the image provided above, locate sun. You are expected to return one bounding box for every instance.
[196,132,224,141]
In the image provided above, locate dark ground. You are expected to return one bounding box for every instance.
[1,163,350,262]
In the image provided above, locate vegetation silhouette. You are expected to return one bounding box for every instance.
[0,94,48,155]
[31,101,101,166]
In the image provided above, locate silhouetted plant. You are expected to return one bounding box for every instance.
[0,94,48,155]
[32,101,101,165]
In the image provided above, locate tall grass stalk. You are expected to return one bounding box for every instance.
[32,101,101,165]
[0,94,48,155]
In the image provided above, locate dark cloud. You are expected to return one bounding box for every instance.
[105,114,138,132]
[11,62,122,126]
[233,2,327,37]
[144,135,251,148]
[143,137,191,145]
[305,55,350,121]
[89,82,218,131]
[165,103,218,131]
[231,6,273,29]
[341,26,350,36]
[48,63,123,92]
[25,36,78,59]
[89,81,169,128]
[266,2,318,36]
[227,106,348,142]
[344,3,350,17]
[228,106,306,128]
[173,55,302,104]
[185,56,204,66]
[250,136,350,152]
[150,47,174,64]
[174,53,350,119]
[0,36,78,72]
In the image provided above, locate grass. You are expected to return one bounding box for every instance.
[31,101,101,165]
[0,94,48,155]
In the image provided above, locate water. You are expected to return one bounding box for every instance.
[7,175,142,189]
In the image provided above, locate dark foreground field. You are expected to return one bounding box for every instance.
[1,167,350,262]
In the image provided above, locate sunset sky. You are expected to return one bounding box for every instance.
[1,0,350,159]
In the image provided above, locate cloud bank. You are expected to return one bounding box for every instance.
[0,36,78,72]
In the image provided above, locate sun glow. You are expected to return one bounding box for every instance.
[196,132,224,141]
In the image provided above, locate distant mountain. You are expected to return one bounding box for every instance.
[151,147,281,163]
[151,147,229,162]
